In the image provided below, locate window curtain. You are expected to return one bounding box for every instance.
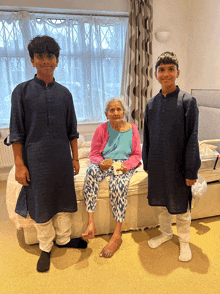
[0,11,128,126]
[121,0,153,130]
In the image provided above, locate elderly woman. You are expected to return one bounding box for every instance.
[82,97,141,258]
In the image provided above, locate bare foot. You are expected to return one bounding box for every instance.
[99,234,122,258]
[82,222,96,239]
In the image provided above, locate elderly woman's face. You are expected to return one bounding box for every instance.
[106,102,124,123]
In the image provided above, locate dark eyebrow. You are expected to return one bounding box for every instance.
[158,65,175,69]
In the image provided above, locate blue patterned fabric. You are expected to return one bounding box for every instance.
[84,161,136,222]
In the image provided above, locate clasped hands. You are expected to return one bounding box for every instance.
[99,158,128,173]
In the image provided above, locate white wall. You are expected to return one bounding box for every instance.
[186,0,220,91]
[150,0,220,95]
[152,0,190,95]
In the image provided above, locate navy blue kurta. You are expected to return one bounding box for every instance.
[9,75,78,223]
[142,87,201,214]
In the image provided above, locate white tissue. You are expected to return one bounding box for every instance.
[112,161,123,175]
[191,175,207,199]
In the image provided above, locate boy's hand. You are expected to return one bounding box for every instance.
[73,160,80,175]
[15,165,30,186]
[185,179,196,186]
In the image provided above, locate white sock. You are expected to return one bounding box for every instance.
[148,234,173,249]
[179,243,192,262]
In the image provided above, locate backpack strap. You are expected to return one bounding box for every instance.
[4,134,11,146]
[177,90,186,114]
[177,90,189,139]
[178,90,194,113]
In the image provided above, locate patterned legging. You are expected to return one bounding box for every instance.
[84,161,136,223]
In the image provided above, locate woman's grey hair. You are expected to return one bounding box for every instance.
[104,97,129,118]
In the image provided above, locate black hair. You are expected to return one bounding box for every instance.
[155,51,179,71]
[28,35,60,59]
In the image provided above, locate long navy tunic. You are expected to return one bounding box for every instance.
[142,87,201,214]
[9,76,78,223]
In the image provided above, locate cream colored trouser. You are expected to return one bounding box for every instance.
[34,212,73,252]
[158,207,191,243]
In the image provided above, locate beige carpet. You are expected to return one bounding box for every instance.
[0,180,220,294]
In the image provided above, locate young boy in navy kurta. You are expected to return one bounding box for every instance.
[8,36,87,272]
[142,52,201,262]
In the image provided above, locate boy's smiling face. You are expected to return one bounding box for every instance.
[31,53,59,79]
[155,63,180,90]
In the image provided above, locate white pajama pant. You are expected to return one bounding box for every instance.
[34,212,73,252]
[158,207,191,243]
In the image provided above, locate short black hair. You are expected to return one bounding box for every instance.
[155,51,179,71]
[28,35,60,59]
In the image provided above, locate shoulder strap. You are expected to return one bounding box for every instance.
[4,134,11,146]
[178,90,194,114]
[177,90,186,113]
[177,90,188,138]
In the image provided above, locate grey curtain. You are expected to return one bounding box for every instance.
[121,0,153,130]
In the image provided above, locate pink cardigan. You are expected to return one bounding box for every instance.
[89,122,142,170]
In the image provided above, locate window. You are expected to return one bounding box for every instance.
[0,11,128,126]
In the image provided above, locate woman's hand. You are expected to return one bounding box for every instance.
[15,164,30,186]
[73,159,80,175]
[99,158,113,171]
[116,163,128,174]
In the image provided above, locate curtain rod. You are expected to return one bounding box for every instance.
[0,9,129,18]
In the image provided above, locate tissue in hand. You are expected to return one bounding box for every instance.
[113,161,123,175]
[191,175,207,198]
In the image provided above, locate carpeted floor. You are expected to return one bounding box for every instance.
[0,180,220,294]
